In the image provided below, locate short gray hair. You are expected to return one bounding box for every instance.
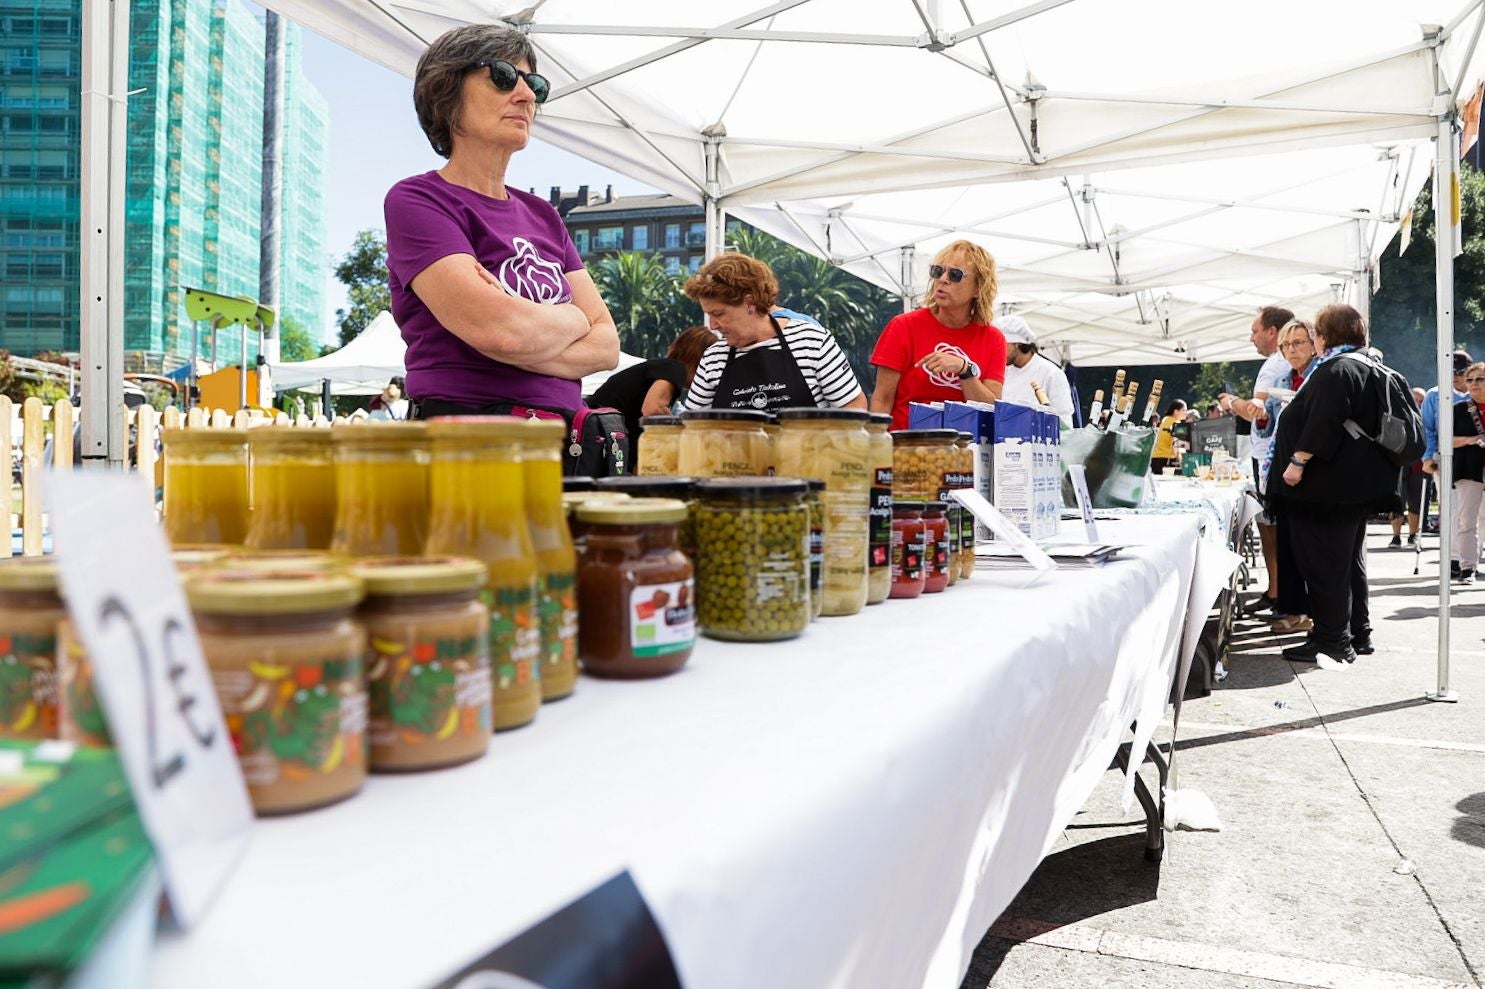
[414,25,536,158]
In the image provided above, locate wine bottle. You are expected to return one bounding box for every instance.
[1123,381,1140,427]
[1030,380,1050,407]
[1105,395,1129,433]
[1088,389,1105,427]
[1143,379,1164,427]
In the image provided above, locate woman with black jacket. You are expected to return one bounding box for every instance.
[1267,304,1405,668]
[1449,362,1485,584]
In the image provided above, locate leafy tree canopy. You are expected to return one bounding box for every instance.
[334,229,392,347]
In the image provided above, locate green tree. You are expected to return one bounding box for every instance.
[277,318,319,363]
[1188,361,1251,412]
[334,229,392,347]
[591,251,697,357]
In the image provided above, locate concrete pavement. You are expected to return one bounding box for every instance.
[962,524,1484,989]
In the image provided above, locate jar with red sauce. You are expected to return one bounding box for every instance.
[576,499,695,678]
[922,501,951,594]
[890,501,927,599]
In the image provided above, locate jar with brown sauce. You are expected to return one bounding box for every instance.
[187,570,367,815]
[576,499,694,678]
[352,557,491,771]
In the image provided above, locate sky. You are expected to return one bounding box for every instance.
[291,24,660,344]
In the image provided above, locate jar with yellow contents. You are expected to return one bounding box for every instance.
[162,427,250,546]
[246,427,336,550]
[516,419,578,703]
[187,570,368,815]
[424,418,541,731]
[331,422,430,557]
[636,416,682,476]
[0,558,65,742]
[677,410,772,477]
[351,557,491,771]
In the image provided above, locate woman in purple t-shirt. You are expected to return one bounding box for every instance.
[384,24,618,417]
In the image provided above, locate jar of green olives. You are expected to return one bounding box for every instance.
[693,478,811,641]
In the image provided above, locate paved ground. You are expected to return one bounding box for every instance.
[961,523,1485,989]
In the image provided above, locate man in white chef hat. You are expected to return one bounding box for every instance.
[998,313,1074,422]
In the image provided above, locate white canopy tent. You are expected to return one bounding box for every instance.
[269,310,407,395]
[78,1,1481,705]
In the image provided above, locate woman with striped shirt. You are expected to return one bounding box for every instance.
[681,253,866,412]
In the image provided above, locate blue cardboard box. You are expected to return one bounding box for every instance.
[942,401,995,443]
[907,402,945,429]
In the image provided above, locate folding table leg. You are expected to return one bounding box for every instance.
[1112,744,1165,863]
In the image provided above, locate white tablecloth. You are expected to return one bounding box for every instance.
[151,515,1209,989]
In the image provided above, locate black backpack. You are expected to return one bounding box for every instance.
[1339,352,1425,467]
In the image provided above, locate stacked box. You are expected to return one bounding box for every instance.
[943,402,995,542]
[907,402,945,429]
[1031,410,1062,540]
[989,401,1036,537]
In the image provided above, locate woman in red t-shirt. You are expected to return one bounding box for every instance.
[869,240,1007,430]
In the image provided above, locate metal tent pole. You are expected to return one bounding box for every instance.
[900,247,915,313]
[78,0,129,469]
[1430,111,1460,703]
[703,135,724,261]
[259,12,285,408]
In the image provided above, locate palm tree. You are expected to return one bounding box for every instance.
[592,251,696,357]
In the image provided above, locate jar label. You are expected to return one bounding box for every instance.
[890,527,925,582]
[214,656,366,787]
[931,529,951,575]
[484,585,539,691]
[368,633,493,748]
[808,526,824,592]
[539,571,579,675]
[630,579,695,657]
[869,468,892,569]
[0,633,58,739]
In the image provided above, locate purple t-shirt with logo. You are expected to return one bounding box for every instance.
[384,171,585,409]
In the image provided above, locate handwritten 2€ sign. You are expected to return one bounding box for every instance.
[47,471,251,928]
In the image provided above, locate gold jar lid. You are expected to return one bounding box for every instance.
[575,497,688,526]
[220,549,345,573]
[425,417,532,442]
[350,556,487,596]
[0,556,59,591]
[186,570,364,615]
[247,426,333,448]
[161,426,248,447]
[562,491,630,515]
[332,422,428,447]
[172,545,232,571]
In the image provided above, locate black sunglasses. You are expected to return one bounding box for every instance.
[929,264,967,284]
[472,59,550,104]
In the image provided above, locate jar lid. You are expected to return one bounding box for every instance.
[186,570,364,614]
[679,409,770,423]
[172,546,231,571]
[956,432,973,442]
[575,497,689,525]
[868,413,892,426]
[893,500,926,512]
[805,479,825,493]
[161,427,247,447]
[0,556,59,591]
[892,429,961,442]
[220,549,344,573]
[333,422,428,446]
[426,417,531,441]
[562,477,598,493]
[925,501,948,511]
[350,556,487,596]
[248,426,332,448]
[695,477,807,499]
[639,415,682,427]
[594,476,697,498]
[774,407,870,422]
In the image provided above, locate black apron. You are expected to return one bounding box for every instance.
[713,317,815,412]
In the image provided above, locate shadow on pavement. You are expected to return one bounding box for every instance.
[1387,603,1483,622]
[963,832,1160,986]
[1454,793,1485,850]
[1174,696,1433,752]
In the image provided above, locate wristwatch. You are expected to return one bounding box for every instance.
[1289,455,1307,467]
[958,358,980,380]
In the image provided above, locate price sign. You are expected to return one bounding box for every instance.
[1066,464,1101,543]
[949,488,1057,572]
[47,471,251,928]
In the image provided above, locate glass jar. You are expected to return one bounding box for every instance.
[517,420,579,703]
[893,429,960,500]
[804,479,825,620]
[636,416,683,476]
[955,433,977,581]
[351,557,492,771]
[576,499,695,678]
[866,413,894,605]
[922,502,951,594]
[187,570,368,815]
[331,423,430,557]
[424,418,541,732]
[564,492,632,552]
[0,558,64,741]
[693,478,810,641]
[774,408,871,616]
[162,427,250,546]
[891,502,927,599]
[761,414,780,475]
[677,410,772,477]
[246,427,336,550]
[221,549,343,574]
